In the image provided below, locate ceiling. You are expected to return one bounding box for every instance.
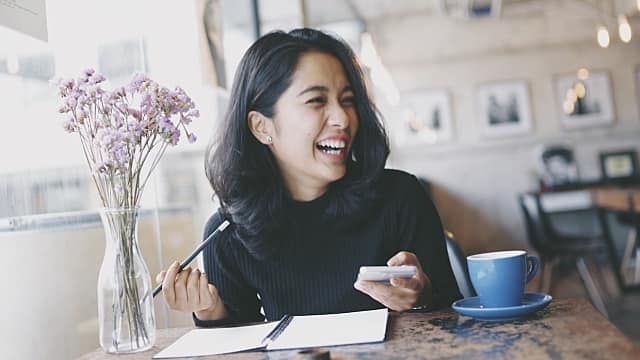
[300,0,638,26]
[303,0,541,26]
[225,0,639,33]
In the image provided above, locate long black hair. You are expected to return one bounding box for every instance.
[205,28,389,259]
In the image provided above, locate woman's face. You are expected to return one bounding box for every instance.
[267,51,359,200]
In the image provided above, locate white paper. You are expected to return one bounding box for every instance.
[153,309,388,358]
[153,322,277,359]
[0,0,48,41]
[267,308,388,350]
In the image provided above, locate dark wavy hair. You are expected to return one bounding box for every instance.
[205,28,389,259]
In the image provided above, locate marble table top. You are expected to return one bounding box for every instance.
[79,297,639,360]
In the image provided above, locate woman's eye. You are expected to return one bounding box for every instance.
[306,97,326,104]
[341,96,355,106]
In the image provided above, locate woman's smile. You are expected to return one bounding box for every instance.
[315,133,351,162]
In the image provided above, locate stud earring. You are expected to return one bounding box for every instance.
[266,135,273,144]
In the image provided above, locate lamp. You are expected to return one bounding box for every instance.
[618,15,632,43]
[590,0,636,47]
[597,25,610,48]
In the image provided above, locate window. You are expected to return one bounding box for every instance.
[0,0,234,224]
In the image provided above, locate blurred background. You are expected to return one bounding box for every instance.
[0,0,639,358]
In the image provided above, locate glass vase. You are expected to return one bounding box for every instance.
[98,207,156,353]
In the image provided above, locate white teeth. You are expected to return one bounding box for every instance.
[321,149,342,155]
[317,139,346,149]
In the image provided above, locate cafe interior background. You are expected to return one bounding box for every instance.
[1,0,639,358]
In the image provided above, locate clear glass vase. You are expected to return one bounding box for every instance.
[98,207,156,353]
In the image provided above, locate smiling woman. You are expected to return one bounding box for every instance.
[248,51,359,202]
[207,29,388,259]
[155,28,462,328]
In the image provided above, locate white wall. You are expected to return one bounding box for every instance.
[372,1,640,253]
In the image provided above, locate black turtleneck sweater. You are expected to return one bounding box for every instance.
[194,169,462,327]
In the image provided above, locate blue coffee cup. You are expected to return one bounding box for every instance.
[467,250,539,308]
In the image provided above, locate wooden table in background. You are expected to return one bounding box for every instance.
[591,187,640,213]
[591,187,640,292]
[79,298,639,360]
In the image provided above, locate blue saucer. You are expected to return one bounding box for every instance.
[452,293,552,321]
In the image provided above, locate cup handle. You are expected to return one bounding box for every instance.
[525,255,539,284]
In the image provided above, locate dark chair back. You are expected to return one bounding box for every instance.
[445,231,476,298]
[518,193,556,256]
[518,193,612,314]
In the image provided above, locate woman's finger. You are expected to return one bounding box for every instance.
[355,280,417,311]
[387,251,419,267]
[198,273,212,308]
[155,270,167,284]
[162,261,180,305]
[174,267,192,307]
[187,268,201,306]
[358,281,406,311]
[355,280,395,302]
[390,276,422,292]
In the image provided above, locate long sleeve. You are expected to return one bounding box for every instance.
[394,174,463,309]
[193,212,264,327]
[193,170,461,326]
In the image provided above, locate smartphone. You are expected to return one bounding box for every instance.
[358,265,417,282]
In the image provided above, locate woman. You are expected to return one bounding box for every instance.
[157,28,461,326]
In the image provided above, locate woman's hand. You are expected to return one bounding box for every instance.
[354,251,432,311]
[156,261,226,321]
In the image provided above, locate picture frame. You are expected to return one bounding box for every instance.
[554,70,615,130]
[396,89,453,145]
[536,144,580,188]
[599,149,639,183]
[476,80,532,137]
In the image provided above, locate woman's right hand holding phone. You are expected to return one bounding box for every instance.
[156,261,227,321]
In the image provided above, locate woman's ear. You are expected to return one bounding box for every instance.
[248,111,274,145]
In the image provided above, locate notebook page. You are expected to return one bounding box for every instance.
[267,308,388,351]
[153,322,277,358]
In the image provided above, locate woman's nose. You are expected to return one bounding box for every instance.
[328,103,350,128]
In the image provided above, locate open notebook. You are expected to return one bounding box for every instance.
[153,308,388,358]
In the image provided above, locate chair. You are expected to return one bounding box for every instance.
[445,230,476,298]
[616,195,640,285]
[518,192,610,317]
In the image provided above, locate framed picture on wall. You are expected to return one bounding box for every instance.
[599,149,639,183]
[396,89,453,145]
[554,70,615,130]
[536,144,580,188]
[476,80,532,137]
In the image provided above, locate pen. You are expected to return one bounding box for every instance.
[151,219,230,298]
[260,314,293,347]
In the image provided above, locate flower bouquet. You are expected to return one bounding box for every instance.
[54,69,199,353]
